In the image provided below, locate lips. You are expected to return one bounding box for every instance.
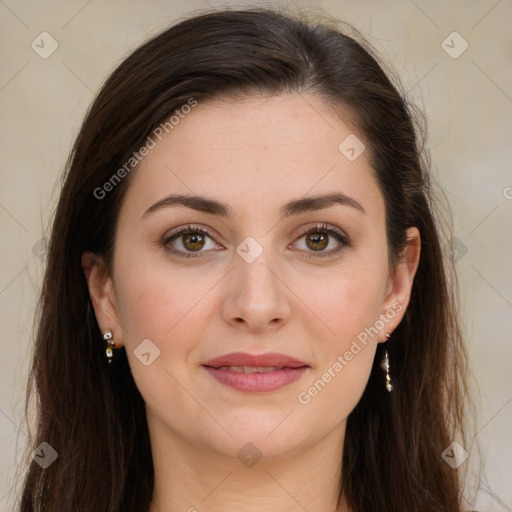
[202,352,309,393]
[203,352,308,369]
[215,365,285,373]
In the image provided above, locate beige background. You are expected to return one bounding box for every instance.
[1,0,511,510]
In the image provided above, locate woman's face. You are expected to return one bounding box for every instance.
[84,93,419,463]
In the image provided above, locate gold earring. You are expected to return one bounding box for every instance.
[381,333,393,392]
[103,330,115,364]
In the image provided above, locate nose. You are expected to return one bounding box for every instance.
[220,248,292,334]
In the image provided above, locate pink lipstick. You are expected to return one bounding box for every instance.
[202,352,309,393]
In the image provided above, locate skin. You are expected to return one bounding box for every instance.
[82,93,420,512]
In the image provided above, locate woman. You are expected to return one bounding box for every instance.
[18,7,475,511]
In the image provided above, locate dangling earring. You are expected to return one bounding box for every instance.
[381,333,393,392]
[103,330,115,364]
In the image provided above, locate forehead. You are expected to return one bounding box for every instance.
[121,93,384,221]
[160,93,353,157]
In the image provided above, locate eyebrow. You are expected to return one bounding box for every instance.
[142,191,367,219]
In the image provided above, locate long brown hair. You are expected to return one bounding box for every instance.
[17,7,474,511]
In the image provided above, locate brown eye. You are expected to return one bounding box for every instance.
[182,232,206,251]
[305,232,328,251]
[162,225,222,258]
[292,224,350,258]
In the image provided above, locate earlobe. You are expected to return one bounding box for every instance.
[81,252,124,348]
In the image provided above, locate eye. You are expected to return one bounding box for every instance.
[162,224,222,258]
[161,223,350,259]
[291,223,350,258]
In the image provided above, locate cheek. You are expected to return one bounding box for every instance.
[304,260,387,344]
[112,262,206,407]
[293,258,386,410]
[112,253,224,393]
[113,243,214,340]
[295,275,381,422]
[117,278,206,352]
[296,346,375,430]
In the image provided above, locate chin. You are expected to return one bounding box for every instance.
[199,420,310,461]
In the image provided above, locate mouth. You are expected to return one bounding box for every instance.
[213,365,293,373]
[202,352,310,393]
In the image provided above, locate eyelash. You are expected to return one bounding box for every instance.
[161,223,351,259]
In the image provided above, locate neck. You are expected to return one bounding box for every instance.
[146,414,350,512]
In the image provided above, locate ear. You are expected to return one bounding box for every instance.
[377,227,421,342]
[81,252,124,348]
